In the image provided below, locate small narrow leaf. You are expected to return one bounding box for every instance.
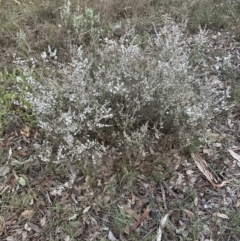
[213,213,229,219]
[18,177,27,186]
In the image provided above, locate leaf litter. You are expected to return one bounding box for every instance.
[1,20,240,241]
[2,103,240,241]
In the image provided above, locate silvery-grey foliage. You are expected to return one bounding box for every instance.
[23,20,229,169]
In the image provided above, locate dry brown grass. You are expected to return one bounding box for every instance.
[1,0,240,67]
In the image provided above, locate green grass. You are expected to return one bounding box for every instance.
[0,68,36,135]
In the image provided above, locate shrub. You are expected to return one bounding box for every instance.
[23,20,229,170]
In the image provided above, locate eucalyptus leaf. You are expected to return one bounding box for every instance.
[0,166,10,177]
[18,177,27,186]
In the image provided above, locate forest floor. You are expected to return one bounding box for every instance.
[1,1,240,240]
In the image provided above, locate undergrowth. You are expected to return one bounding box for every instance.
[16,20,230,172]
[0,68,34,135]
[0,1,239,240]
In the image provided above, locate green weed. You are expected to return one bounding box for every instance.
[0,68,35,135]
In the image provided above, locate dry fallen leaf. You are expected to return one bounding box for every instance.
[7,147,12,161]
[24,223,31,232]
[40,216,46,227]
[27,222,41,232]
[211,179,234,188]
[161,211,172,228]
[213,213,229,219]
[183,209,195,221]
[156,226,163,241]
[0,185,10,195]
[130,208,151,231]
[124,204,139,220]
[83,206,91,214]
[21,210,34,219]
[69,214,78,221]
[64,235,71,241]
[0,166,10,177]
[228,149,240,166]
[192,153,231,189]
[203,147,212,156]
[108,230,118,241]
[103,195,111,205]
[186,170,194,175]
[18,149,28,156]
[20,125,30,138]
[6,237,18,241]
[194,197,198,206]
